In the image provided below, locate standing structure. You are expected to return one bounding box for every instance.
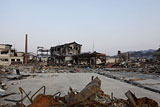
[117,50,130,62]
[37,46,50,65]
[73,51,106,68]
[0,44,24,66]
[25,34,28,65]
[50,42,82,65]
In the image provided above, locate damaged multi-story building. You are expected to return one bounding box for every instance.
[0,44,24,66]
[50,42,106,67]
[50,42,82,65]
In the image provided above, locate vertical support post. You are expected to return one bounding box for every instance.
[95,53,96,68]
[25,34,28,65]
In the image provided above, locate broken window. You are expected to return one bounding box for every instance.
[11,50,14,52]
[76,47,79,50]
[57,48,60,51]
[1,51,8,54]
[0,59,8,62]
[4,59,8,61]
[17,59,20,62]
[69,47,72,50]
[11,59,15,62]
[14,53,17,56]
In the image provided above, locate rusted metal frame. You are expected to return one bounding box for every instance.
[19,87,32,104]
[4,91,31,103]
[0,92,16,98]
[53,92,61,97]
[31,86,46,101]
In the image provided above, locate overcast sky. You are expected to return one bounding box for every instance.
[0,0,160,55]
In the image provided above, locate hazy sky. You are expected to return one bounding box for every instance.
[0,0,160,55]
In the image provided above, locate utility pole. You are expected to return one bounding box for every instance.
[25,34,28,65]
[92,41,95,52]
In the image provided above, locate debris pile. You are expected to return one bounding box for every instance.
[11,77,158,107]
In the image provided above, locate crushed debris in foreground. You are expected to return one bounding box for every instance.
[6,77,159,107]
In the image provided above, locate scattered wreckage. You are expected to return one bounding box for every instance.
[5,77,158,107]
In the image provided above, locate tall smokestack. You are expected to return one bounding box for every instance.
[25,34,28,65]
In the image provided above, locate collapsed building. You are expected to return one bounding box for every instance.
[50,42,106,67]
[0,44,24,66]
[117,50,130,62]
[73,52,106,67]
[28,52,37,63]
[50,42,82,66]
[105,51,131,68]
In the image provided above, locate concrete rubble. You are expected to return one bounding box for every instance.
[3,77,159,107]
[0,64,160,107]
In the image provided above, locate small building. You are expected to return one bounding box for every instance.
[0,44,12,66]
[10,51,24,64]
[50,42,82,65]
[117,51,130,62]
[0,44,24,66]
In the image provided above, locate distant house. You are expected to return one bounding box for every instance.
[0,44,12,66]
[153,48,160,61]
[10,51,24,65]
[117,51,130,62]
[50,42,82,65]
[0,44,24,66]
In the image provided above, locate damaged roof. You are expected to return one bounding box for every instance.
[50,41,82,49]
